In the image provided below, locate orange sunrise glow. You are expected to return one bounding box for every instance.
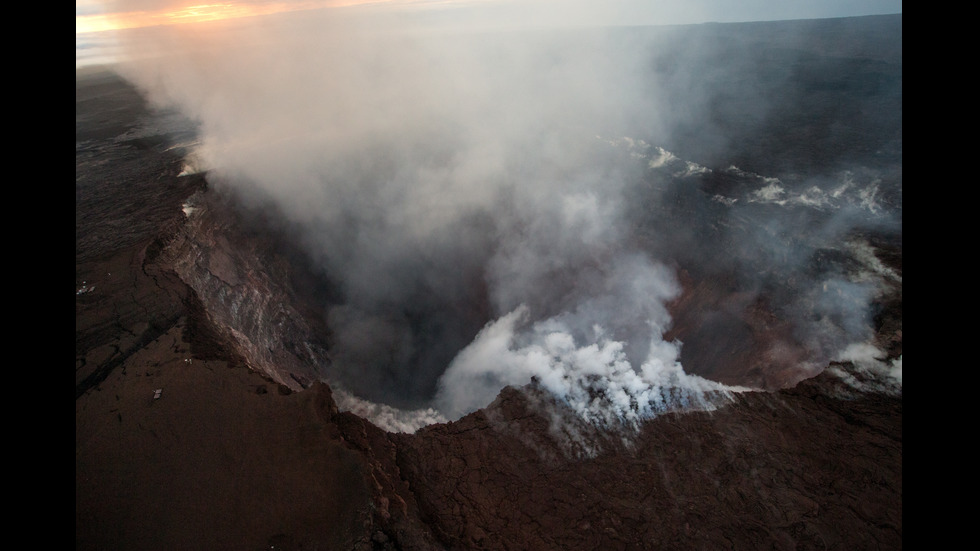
[75,0,396,34]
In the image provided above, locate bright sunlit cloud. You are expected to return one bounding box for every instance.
[77,0,903,34]
[76,1,392,33]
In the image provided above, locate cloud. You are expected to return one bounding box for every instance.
[107,7,901,430]
[434,301,749,424]
[830,343,902,395]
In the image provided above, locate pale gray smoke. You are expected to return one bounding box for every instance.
[108,4,900,430]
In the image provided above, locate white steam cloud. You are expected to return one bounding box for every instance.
[108,4,901,430]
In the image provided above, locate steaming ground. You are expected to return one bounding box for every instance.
[109,9,901,432]
[331,137,901,432]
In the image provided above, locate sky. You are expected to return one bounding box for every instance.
[76,0,902,71]
[77,0,902,34]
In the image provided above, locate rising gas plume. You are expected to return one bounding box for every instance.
[106,2,902,430]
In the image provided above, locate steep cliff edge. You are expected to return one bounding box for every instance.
[159,188,332,391]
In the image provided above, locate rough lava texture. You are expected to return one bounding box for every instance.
[76,37,901,550]
[159,189,332,392]
[389,372,901,550]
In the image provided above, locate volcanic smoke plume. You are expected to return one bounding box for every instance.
[109,4,902,429]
